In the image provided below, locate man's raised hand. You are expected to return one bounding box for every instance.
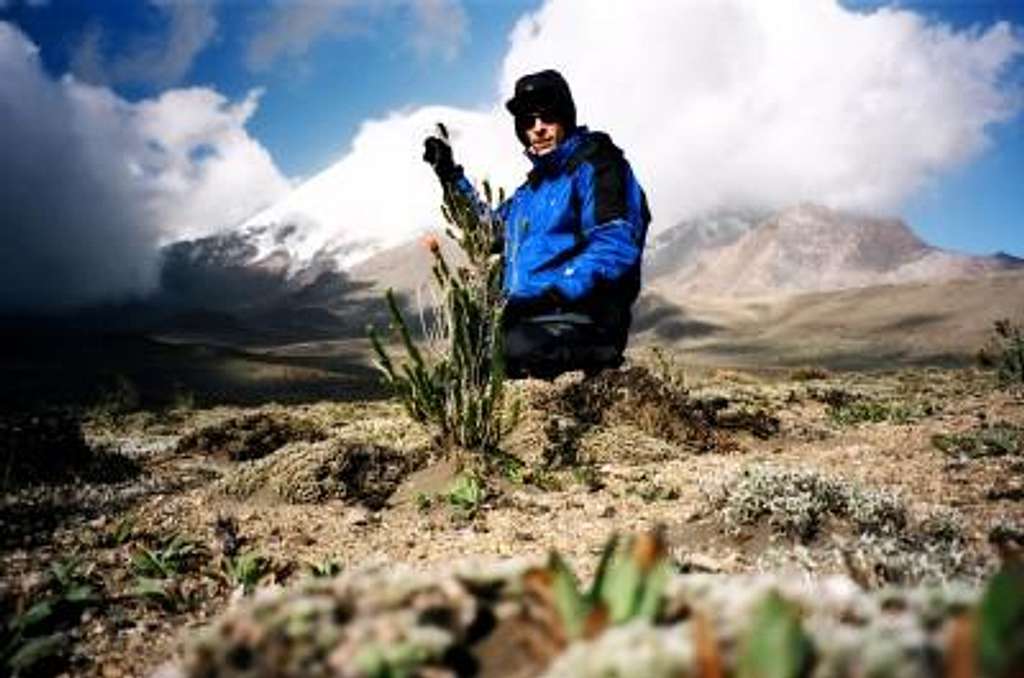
[422,126,460,184]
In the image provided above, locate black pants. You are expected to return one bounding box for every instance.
[503,313,626,380]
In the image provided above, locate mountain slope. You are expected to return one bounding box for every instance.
[643,209,765,279]
[634,269,1024,368]
[651,204,1023,298]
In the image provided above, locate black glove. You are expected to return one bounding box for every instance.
[422,136,462,184]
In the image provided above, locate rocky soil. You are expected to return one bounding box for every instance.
[2,351,1023,676]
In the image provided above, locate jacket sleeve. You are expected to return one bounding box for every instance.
[545,144,647,304]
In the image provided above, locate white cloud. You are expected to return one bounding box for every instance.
[409,0,468,62]
[497,0,1023,221]
[265,0,1021,266]
[71,0,217,87]
[245,0,354,72]
[0,21,290,312]
[245,0,468,71]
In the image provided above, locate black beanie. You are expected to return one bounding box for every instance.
[505,69,577,145]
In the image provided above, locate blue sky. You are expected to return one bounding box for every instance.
[1,0,1023,310]
[1,0,540,177]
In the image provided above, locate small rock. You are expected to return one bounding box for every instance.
[678,552,729,573]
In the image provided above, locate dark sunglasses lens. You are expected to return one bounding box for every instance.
[516,111,557,129]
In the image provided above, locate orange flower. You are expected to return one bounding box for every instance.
[421,233,441,254]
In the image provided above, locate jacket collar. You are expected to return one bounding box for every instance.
[526,126,588,185]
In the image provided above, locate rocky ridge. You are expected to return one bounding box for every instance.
[654,204,1023,298]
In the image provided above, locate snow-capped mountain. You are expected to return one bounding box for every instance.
[239,167,409,276]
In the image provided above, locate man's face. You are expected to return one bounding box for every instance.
[519,113,566,156]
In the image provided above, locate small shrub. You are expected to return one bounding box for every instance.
[714,466,907,543]
[846,488,908,537]
[108,515,137,546]
[89,374,141,423]
[932,423,1023,459]
[415,492,434,512]
[631,481,680,503]
[916,506,966,544]
[828,399,926,426]
[979,317,1024,388]
[131,577,186,612]
[222,552,271,594]
[1,557,101,676]
[131,534,203,578]
[523,531,673,643]
[47,558,100,607]
[790,366,830,381]
[369,126,514,455]
[445,473,485,515]
[647,346,688,392]
[306,557,344,579]
[170,383,196,412]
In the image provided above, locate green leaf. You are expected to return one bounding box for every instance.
[738,591,813,678]
[354,641,434,678]
[63,584,97,604]
[6,633,65,673]
[131,577,180,611]
[588,534,620,604]
[601,550,641,624]
[977,566,1024,678]
[49,558,81,589]
[12,599,54,633]
[111,515,136,545]
[634,560,671,622]
[132,547,168,578]
[548,552,589,640]
[446,474,483,512]
[225,552,270,593]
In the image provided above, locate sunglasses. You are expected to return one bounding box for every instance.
[515,110,562,131]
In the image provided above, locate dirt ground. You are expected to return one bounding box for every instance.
[2,350,1022,676]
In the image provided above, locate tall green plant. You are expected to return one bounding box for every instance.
[993,318,1024,388]
[369,124,514,454]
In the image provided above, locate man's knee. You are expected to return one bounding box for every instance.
[503,317,624,380]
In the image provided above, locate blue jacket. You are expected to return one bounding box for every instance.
[457,127,650,328]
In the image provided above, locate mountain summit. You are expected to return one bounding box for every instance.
[651,204,1023,298]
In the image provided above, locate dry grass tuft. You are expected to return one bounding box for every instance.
[175,411,327,462]
[218,438,426,508]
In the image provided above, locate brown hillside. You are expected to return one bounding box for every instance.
[639,269,1024,368]
[658,204,1021,297]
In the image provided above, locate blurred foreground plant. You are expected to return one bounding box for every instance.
[525,531,674,644]
[2,558,101,676]
[177,529,1024,678]
[369,123,515,455]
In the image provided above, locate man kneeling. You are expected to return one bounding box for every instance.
[423,69,651,379]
